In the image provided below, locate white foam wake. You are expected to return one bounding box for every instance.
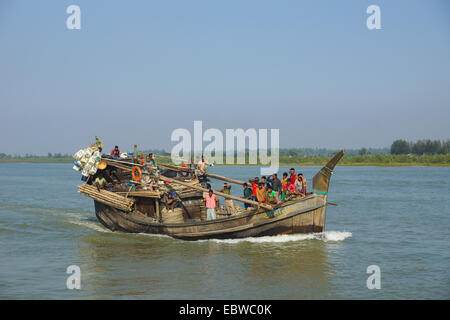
[67,219,352,244]
[202,231,352,244]
[69,219,113,233]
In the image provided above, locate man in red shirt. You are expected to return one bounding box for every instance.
[110,146,120,158]
[248,177,260,201]
[289,168,297,185]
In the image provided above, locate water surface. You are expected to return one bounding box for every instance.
[0,164,448,299]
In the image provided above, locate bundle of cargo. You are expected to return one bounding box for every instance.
[78,184,135,212]
[73,137,104,180]
[160,207,185,223]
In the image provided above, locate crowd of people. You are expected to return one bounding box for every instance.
[198,168,308,220]
[244,168,307,207]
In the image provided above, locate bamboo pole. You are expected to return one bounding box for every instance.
[160,176,273,211]
[205,173,245,185]
[78,184,134,211]
[157,163,245,185]
[155,199,160,221]
[158,163,191,173]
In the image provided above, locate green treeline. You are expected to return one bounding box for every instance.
[390,139,450,155]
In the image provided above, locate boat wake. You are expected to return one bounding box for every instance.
[69,219,113,233]
[202,231,352,244]
[67,218,352,244]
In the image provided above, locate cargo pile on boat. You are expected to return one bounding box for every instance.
[78,184,135,212]
[72,137,105,181]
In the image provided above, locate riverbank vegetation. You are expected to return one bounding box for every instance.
[1,140,449,166]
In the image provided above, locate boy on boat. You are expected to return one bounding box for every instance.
[281,172,288,186]
[266,185,279,205]
[248,177,260,201]
[256,183,268,203]
[242,183,253,210]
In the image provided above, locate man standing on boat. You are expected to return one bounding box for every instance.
[242,183,253,210]
[219,183,235,214]
[289,168,297,185]
[204,190,219,220]
[197,156,209,174]
[248,177,260,201]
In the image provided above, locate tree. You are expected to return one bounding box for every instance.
[390,140,411,155]
[359,148,368,156]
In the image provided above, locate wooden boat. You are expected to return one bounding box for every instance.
[78,150,344,240]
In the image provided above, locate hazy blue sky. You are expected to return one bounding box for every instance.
[1,0,449,155]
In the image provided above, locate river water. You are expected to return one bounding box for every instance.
[0,164,448,299]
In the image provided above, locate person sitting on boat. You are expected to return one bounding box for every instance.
[164,192,179,212]
[294,175,305,197]
[288,179,300,196]
[266,185,279,205]
[146,153,156,167]
[242,183,253,210]
[110,146,120,158]
[270,173,282,197]
[297,173,307,197]
[204,190,219,220]
[248,177,259,201]
[281,178,289,200]
[104,165,121,184]
[256,183,268,203]
[94,172,107,192]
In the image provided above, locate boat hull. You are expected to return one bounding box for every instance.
[94,194,328,240]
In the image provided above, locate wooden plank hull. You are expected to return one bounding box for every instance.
[93,194,328,240]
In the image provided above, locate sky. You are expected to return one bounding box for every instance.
[1,0,449,155]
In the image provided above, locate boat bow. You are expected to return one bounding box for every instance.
[312,149,345,196]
